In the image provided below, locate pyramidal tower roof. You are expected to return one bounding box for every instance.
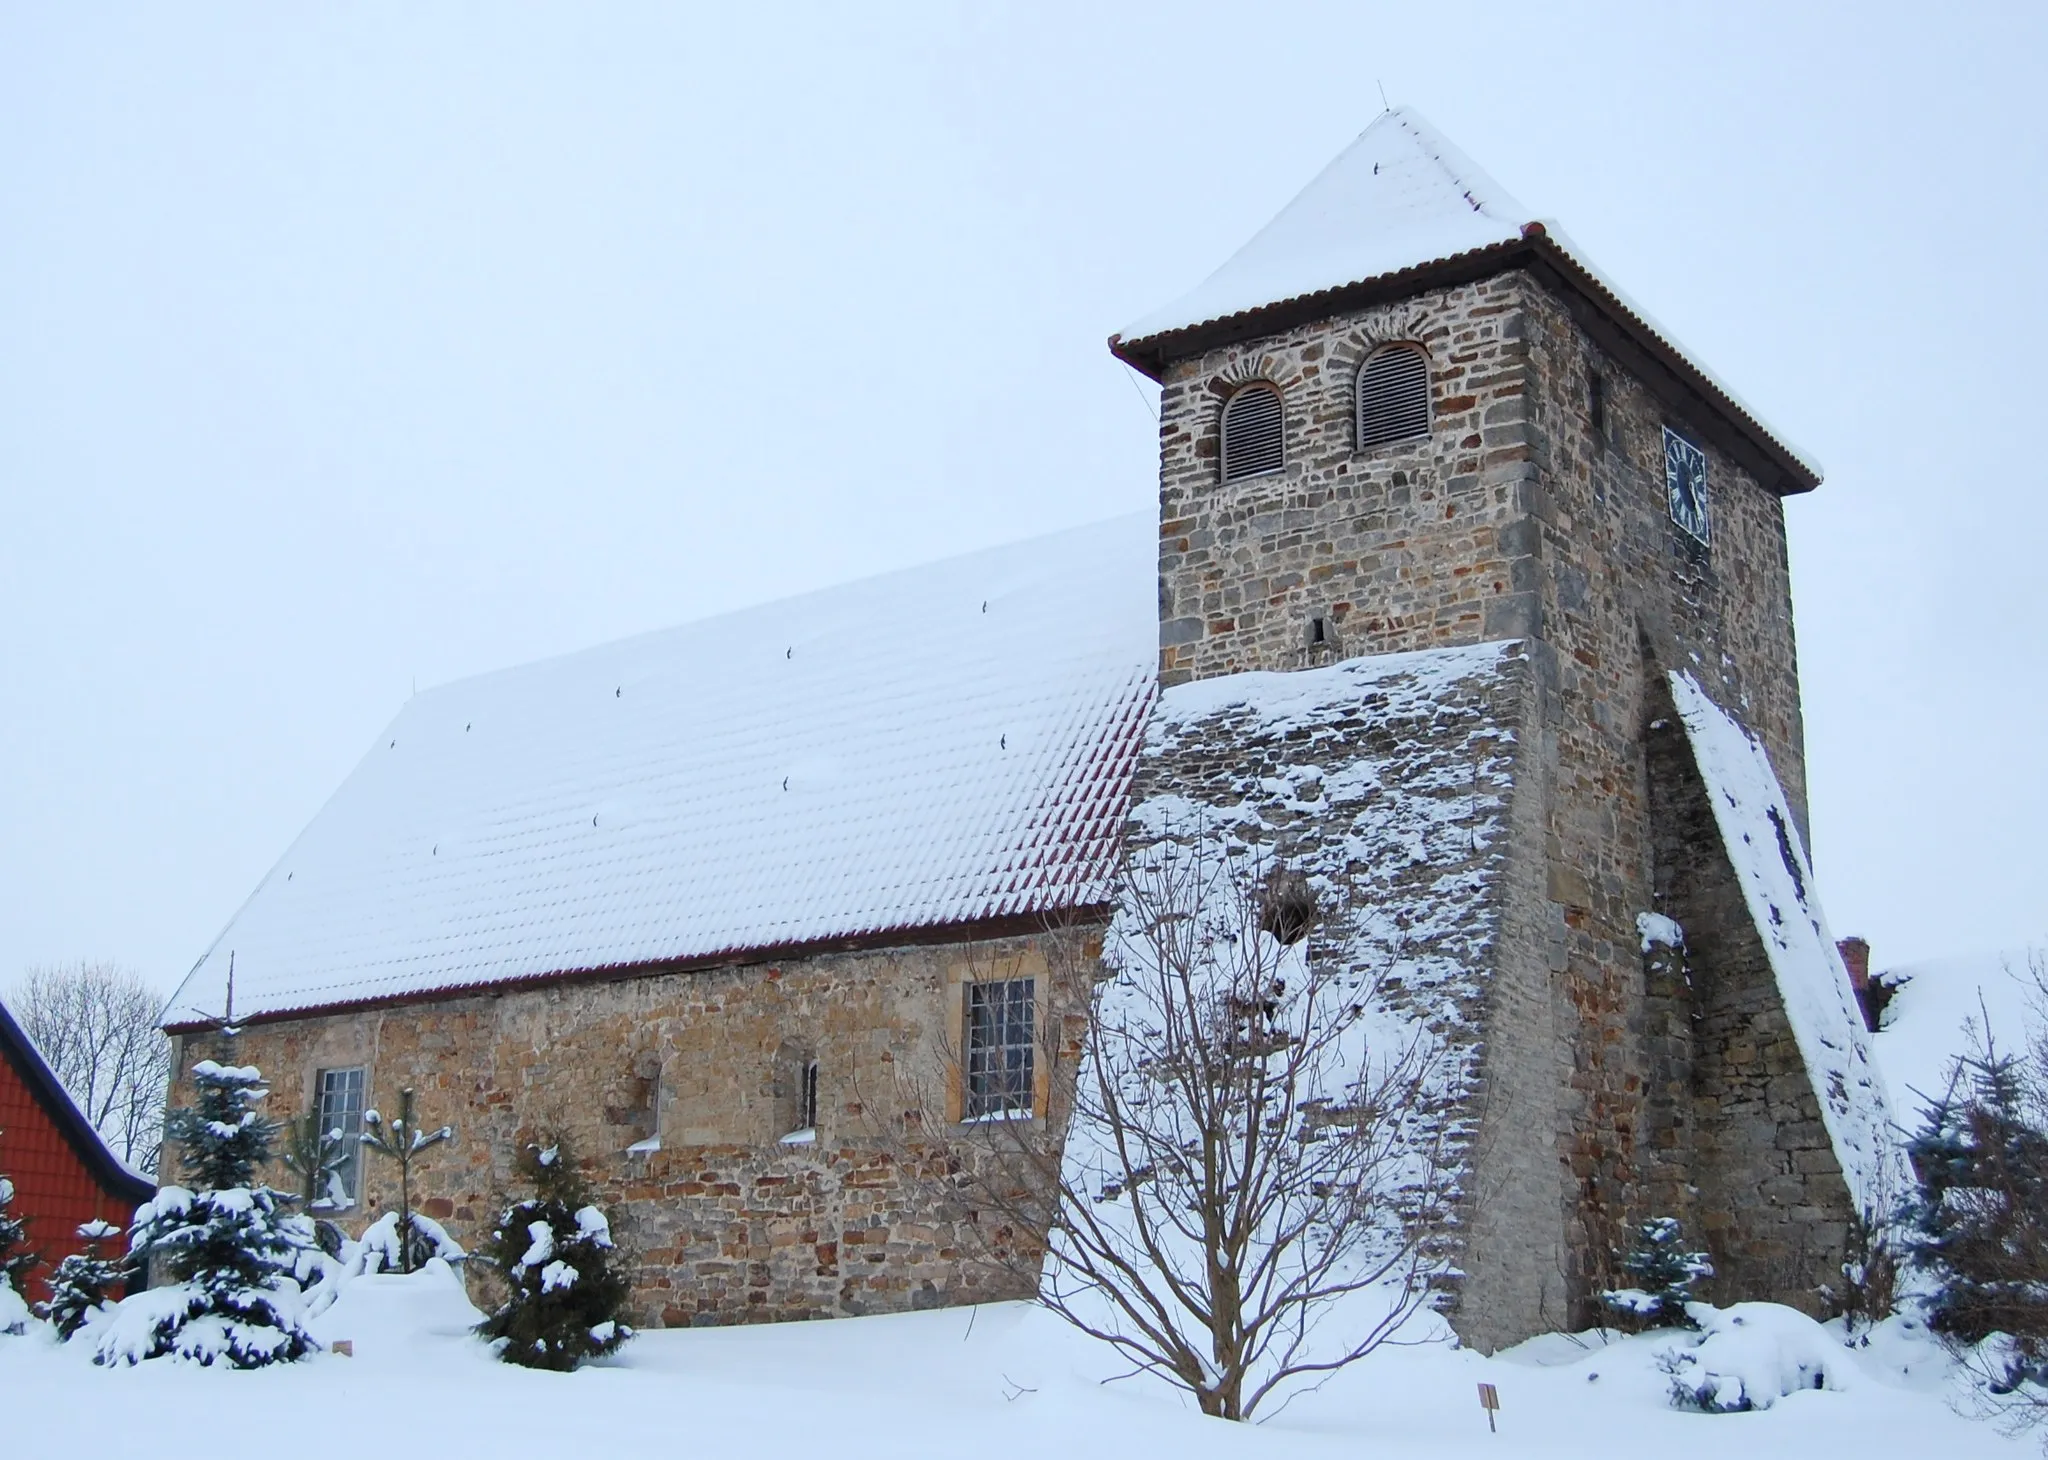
[1112,107,1820,493]
[1119,108,1528,345]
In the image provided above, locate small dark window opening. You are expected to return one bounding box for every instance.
[1309,616,1328,645]
[799,1059,819,1133]
[1357,343,1432,448]
[1259,868,1318,946]
[1220,383,1285,482]
[966,978,1035,1119]
[1588,370,1607,440]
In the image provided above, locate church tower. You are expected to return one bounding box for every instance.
[1111,110,1886,1346]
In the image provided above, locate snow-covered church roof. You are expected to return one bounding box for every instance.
[165,515,1159,1029]
[1111,107,1820,494]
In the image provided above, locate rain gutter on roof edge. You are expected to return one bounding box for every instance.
[160,906,1116,1035]
[1108,223,1820,497]
[0,998,156,1203]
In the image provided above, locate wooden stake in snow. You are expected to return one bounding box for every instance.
[1477,1382,1500,1432]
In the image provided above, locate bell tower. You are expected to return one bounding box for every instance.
[1112,109,1862,1343]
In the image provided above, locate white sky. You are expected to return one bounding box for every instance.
[3,3,2041,994]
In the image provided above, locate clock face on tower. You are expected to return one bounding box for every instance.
[1663,427,1711,546]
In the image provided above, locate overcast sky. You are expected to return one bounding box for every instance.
[3,3,2041,995]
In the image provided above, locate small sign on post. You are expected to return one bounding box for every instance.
[1476,1381,1500,1432]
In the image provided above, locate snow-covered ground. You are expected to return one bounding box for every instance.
[0,1262,2021,1458]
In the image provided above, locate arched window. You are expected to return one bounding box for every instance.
[1357,343,1432,449]
[1220,382,1285,482]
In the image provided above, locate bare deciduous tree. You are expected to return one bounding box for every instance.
[887,842,1453,1421]
[9,962,171,1174]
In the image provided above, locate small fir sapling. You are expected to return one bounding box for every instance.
[280,1110,352,1213]
[359,1088,454,1275]
[38,1219,126,1340]
[476,1138,632,1370]
[1602,1217,1714,1330]
[100,1053,317,1366]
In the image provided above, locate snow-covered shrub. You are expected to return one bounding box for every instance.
[38,1218,126,1339]
[358,1208,463,1275]
[0,1281,32,1337]
[359,1087,454,1275]
[475,1138,631,1370]
[1602,1217,1713,1331]
[95,1054,317,1367]
[0,1171,36,1330]
[1659,1302,1847,1412]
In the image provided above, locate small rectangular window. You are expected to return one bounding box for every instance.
[966,978,1035,1119]
[314,1066,367,1207]
[1588,371,1607,441]
[800,1059,819,1133]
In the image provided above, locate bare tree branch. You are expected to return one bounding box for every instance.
[9,962,171,1174]
[876,840,1454,1421]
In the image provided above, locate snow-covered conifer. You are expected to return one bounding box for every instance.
[1900,1048,2048,1392]
[359,1087,454,1274]
[476,1137,631,1370]
[95,1053,316,1366]
[0,1170,35,1297]
[38,1218,126,1339]
[1602,1216,1713,1330]
[0,1168,35,1334]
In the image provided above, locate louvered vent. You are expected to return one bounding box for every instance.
[1221,384,1285,482]
[1357,344,1432,449]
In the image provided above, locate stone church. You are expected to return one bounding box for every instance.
[160,109,1891,1351]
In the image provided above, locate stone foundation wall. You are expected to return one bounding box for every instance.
[166,929,1089,1326]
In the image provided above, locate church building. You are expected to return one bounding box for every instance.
[160,109,1890,1351]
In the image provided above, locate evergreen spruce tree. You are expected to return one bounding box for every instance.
[0,1165,35,1333]
[38,1219,126,1340]
[1900,1050,2048,1391]
[1601,1216,1714,1330]
[0,1170,35,1298]
[97,1052,316,1366]
[359,1088,454,1274]
[476,1137,632,1370]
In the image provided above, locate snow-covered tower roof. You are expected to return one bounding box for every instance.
[164,515,1158,1030]
[1110,107,1821,495]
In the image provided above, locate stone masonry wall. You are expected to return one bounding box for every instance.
[167,930,1087,1327]
[1155,271,1541,685]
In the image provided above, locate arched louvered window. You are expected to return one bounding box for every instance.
[1220,383,1285,482]
[1357,343,1432,449]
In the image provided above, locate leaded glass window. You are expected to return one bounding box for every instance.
[315,1066,366,1207]
[966,978,1035,1119]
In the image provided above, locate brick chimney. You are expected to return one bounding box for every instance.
[1837,936,1871,993]
[1837,936,1880,1032]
